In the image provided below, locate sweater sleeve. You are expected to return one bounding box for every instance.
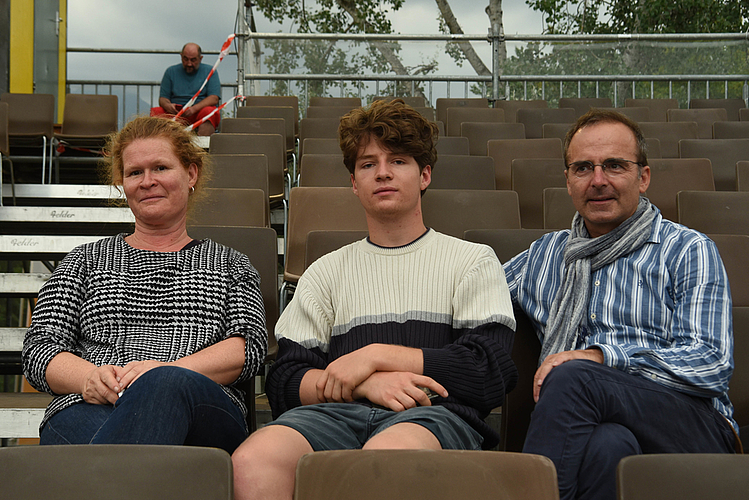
[422,248,518,413]
[265,270,332,418]
[225,251,269,386]
[22,247,88,395]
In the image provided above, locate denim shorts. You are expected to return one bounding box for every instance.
[266,403,483,451]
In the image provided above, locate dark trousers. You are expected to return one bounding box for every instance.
[40,366,248,454]
[522,360,736,500]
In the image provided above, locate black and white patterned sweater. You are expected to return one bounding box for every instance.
[23,234,268,430]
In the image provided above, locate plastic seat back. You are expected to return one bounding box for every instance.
[295,449,559,500]
[0,445,233,500]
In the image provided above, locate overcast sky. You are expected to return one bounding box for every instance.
[66,0,545,85]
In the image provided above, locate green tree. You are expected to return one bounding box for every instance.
[253,0,439,101]
[500,0,749,105]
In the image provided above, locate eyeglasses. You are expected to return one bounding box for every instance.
[566,158,642,178]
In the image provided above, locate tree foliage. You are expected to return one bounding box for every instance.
[527,0,749,35]
[499,0,749,105]
[253,0,437,100]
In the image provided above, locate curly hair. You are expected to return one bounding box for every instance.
[101,116,212,207]
[339,98,439,176]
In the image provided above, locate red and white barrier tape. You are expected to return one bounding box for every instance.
[174,33,236,120]
[186,94,245,131]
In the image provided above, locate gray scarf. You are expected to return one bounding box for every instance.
[539,197,657,364]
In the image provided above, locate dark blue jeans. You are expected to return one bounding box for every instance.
[522,360,736,500]
[40,366,248,454]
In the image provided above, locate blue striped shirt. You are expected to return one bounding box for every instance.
[503,213,736,431]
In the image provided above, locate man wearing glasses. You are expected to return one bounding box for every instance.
[503,109,737,500]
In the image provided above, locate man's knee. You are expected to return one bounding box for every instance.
[577,423,641,500]
[539,359,606,401]
[234,424,313,469]
[584,423,641,462]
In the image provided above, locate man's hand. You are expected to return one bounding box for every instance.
[181,106,197,118]
[352,371,448,412]
[315,348,377,403]
[161,101,178,115]
[81,365,124,405]
[533,349,604,402]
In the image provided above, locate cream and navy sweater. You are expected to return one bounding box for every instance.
[267,230,517,449]
[23,234,268,430]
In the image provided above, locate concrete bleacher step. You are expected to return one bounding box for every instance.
[0,273,50,297]
[0,327,24,351]
[2,183,124,203]
[0,206,134,223]
[0,235,104,260]
[0,393,53,439]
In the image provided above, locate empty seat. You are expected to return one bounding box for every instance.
[301,138,341,156]
[306,106,354,119]
[189,188,268,228]
[299,118,342,158]
[617,454,749,500]
[541,122,573,141]
[207,154,270,225]
[600,106,651,122]
[646,158,715,222]
[412,106,437,121]
[712,121,749,139]
[495,99,548,124]
[435,136,470,155]
[645,138,662,159]
[0,92,55,181]
[559,97,613,118]
[435,97,489,126]
[544,187,577,230]
[690,98,747,121]
[308,96,361,108]
[464,228,551,265]
[429,155,496,190]
[679,138,749,191]
[294,449,559,500]
[516,108,577,139]
[677,191,749,235]
[487,138,563,190]
[0,445,234,500]
[305,229,370,269]
[625,98,679,122]
[221,117,285,139]
[511,158,567,229]
[461,122,525,156]
[372,95,428,108]
[738,161,749,191]
[236,105,297,154]
[639,122,698,158]
[446,107,504,137]
[54,94,119,151]
[741,108,749,121]
[708,234,749,307]
[421,189,521,238]
[298,154,347,187]
[283,186,368,291]
[667,108,728,139]
[209,133,287,201]
[243,95,299,135]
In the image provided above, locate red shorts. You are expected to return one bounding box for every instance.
[150,104,221,129]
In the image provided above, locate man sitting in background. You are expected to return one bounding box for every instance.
[503,108,738,500]
[150,42,220,136]
[232,99,518,500]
